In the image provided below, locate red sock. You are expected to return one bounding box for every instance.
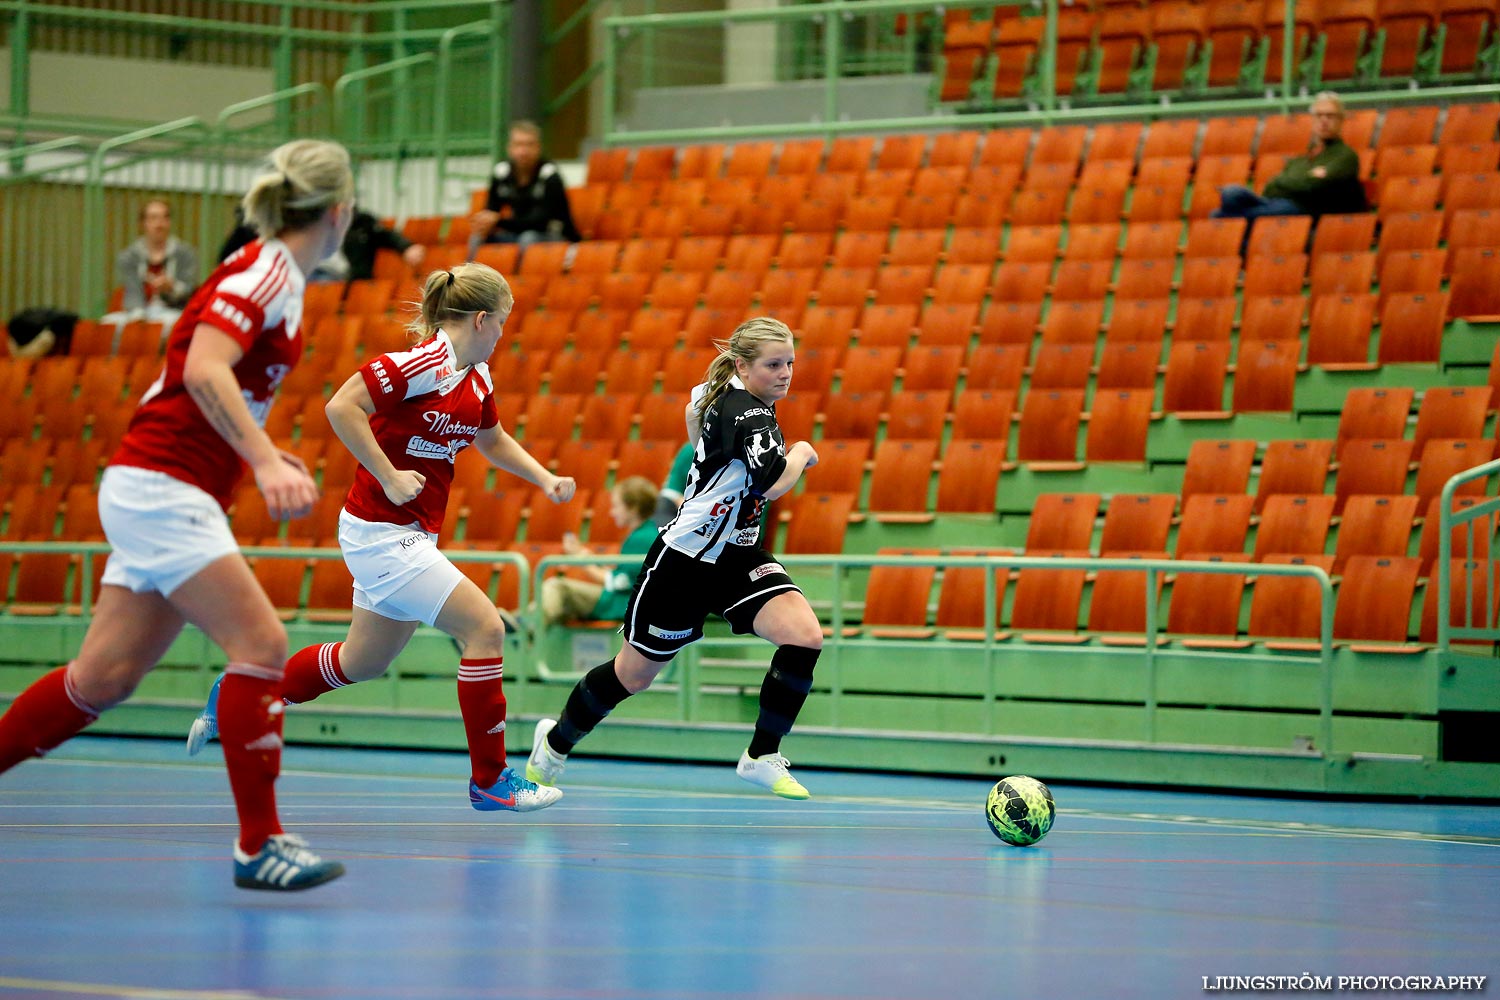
[457,656,507,788]
[279,642,349,705]
[0,665,100,774]
[217,664,285,855]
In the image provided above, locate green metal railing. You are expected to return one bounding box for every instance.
[597,0,1500,145]
[0,538,531,668]
[533,550,1344,756]
[0,11,503,318]
[1437,457,1500,649]
[206,84,333,259]
[79,117,211,316]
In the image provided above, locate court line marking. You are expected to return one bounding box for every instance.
[11,757,1500,848]
[0,976,281,999]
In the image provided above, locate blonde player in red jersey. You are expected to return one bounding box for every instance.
[188,262,574,812]
[0,140,354,891]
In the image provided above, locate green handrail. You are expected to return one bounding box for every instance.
[0,0,501,44]
[0,133,87,180]
[333,51,437,155]
[434,19,501,217]
[533,551,1339,757]
[82,115,208,316]
[208,83,331,261]
[1436,457,1500,649]
[0,540,532,703]
[596,0,1500,145]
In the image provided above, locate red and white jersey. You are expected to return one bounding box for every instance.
[342,331,498,534]
[111,239,305,510]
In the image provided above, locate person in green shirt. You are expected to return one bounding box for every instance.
[655,440,695,527]
[1211,91,1366,242]
[540,476,660,627]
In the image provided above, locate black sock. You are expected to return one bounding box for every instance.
[548,660,631,756]
[747,645,820,759]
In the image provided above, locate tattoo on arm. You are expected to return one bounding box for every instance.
[188,381,245,443]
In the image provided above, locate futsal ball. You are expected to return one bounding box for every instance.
[985,775,1055,847]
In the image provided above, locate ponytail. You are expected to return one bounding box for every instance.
[407,262,513,346]
[241,139,354,238]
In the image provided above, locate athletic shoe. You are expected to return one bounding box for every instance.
[469,766,563,812]
[525,718,567,786]
[736,750,811,800]
[233,833,345,891]
[185,674,224,757]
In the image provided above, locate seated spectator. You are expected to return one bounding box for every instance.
[538,477,660,629]
[1212,92,1366,235]
[467,120,580,260]
[107,199,199,328]
[309,209,426,284]
[656,440,695,528]
[220,206,425,284]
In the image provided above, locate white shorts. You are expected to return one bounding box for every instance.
[98,465,241,597]
[338,509,464,626]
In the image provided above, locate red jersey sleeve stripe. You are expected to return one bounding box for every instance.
[397,341,450,376]
[249,254,289,307]
[399,356,448,388]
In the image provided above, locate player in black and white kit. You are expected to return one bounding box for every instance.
[526,317,824,798]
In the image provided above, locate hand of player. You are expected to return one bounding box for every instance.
[382,469,426,506]
[1310,166,1327,178]
[562,531,589,555]
[544,475,576,504]
[403,244,427,269]
[254,456,320,521]
[794,441,819,469]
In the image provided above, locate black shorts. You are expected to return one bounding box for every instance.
[621,537,800,661]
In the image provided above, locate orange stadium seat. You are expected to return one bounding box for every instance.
[1252,494,1336,560]
[1174,494,1255,557]
[1334,494,1419,572]
[1086,554,1168,640]
[935,550,1010,640]
[936,440,1005,513]
[1016,389,1085,465]
[1182,439,1256,501]
[1333,438,1414,511]
[1085,389,1154,462]
[1099,494,1176,555]
[1334,556,1422,645]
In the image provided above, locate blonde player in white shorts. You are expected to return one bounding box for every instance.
[188,262,573,814]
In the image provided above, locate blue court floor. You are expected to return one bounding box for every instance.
[1,736,1497,1000]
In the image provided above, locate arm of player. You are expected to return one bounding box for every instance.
[474,424,576,504]
[684,399,703,449]
[761,441,819,502]
[182,324,318,519]
[325,372,426,506]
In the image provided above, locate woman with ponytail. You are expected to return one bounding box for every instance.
[188,262,573,815]
[527,316,825,799]
[0,140,355,890]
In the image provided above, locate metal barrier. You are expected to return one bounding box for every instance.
[531,549,1342,756]
[1437,457,1500,649]
[598,0,1500,145]
[0,28,501,317]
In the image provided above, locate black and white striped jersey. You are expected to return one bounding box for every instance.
[661,379,787,562]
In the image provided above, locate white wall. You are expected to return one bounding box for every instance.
[725,0,780,87]
[0,50,274,124]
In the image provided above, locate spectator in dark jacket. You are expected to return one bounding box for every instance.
[220,208,425,283]
[467,120,580,260]
[1212,92,1367,233]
